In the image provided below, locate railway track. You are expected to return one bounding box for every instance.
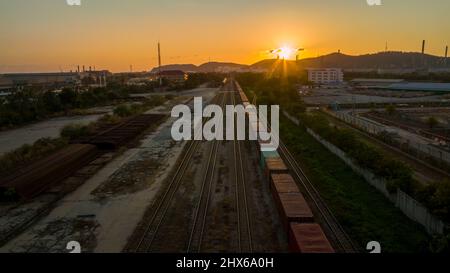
[186,92,226,253]
[323,110,450,180]
[278,140,359,253]
[125,93,224,252]
[231,88,253,253]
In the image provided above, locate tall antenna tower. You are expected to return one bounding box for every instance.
[158,42,162,86]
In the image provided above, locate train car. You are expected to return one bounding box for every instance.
[274,192,315,231]
[289,223,335,253]
[0,144,100,200]
[260,150,280,169]
[264,157,288,179]
[270,173,300,195]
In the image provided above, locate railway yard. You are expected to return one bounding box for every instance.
[1,80,342,253]
[0,78,448,253]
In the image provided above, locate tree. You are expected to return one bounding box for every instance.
[59,88,78,109]
[42,91,62,113]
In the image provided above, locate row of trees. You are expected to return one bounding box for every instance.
[0,87,130,128]
[301,112,450,222]
[302,113,414,193]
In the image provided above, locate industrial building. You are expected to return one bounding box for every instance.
[350,78,450,93]
[350,78,406,88]
[1,72,79,88]
[377,82,450,93]
[0,70,111,91]
[307,68,343,84]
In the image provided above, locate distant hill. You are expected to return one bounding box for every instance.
[150,62,247,73]
[297,52,447,69]
[150,52,449,73]
[150,64,198,73]
[197,62,247,72]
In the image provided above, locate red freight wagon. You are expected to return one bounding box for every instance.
[270,173,300,194]
[274,192,314,231]
[264,157,288,179]
[289,223,335,253]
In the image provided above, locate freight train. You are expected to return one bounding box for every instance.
[234,80,335,254]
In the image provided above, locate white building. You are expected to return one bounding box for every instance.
[307,68,343,84]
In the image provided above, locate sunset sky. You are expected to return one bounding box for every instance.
[1,0,449,73]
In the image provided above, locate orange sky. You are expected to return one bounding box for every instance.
[1,0,449,73]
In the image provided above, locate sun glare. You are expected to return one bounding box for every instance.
[278,46,295,59]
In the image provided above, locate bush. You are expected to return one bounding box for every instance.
[302,112,414,194]
[113,104,141,117]
[0,137,67,175]
[60,123,93,140]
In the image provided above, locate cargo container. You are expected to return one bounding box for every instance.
[270,173,299,194]
[289,223,335,253]
[274,192,314,231]
[260,150,280,169]
[264,157,288,179]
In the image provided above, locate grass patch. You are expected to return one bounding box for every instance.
[280,116,430,253]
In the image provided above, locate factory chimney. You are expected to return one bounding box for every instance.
[446,46,449,67]
[422,40,426,54]
[82,65,85,72]
[158,42,162,86]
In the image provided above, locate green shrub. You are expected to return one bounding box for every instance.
[113,104,140,117]
[60,123,93,140]
[0,137,67,174]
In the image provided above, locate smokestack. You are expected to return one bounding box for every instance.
[77,65,80,73]
[158,42,162,86]
[422,40,426,54]
[82,65,85,72]
[446,46,449,66]
[89,66,92,72]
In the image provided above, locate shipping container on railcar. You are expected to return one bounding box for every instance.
[270,173,300,195]
[275,192,314,231]
[264,157,288,180]
[289,223,335,253]
[260,150,281,169]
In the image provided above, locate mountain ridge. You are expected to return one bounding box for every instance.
[150,51,450,73]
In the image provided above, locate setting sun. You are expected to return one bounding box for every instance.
[270,46,303,60]
[279,46,295,59]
